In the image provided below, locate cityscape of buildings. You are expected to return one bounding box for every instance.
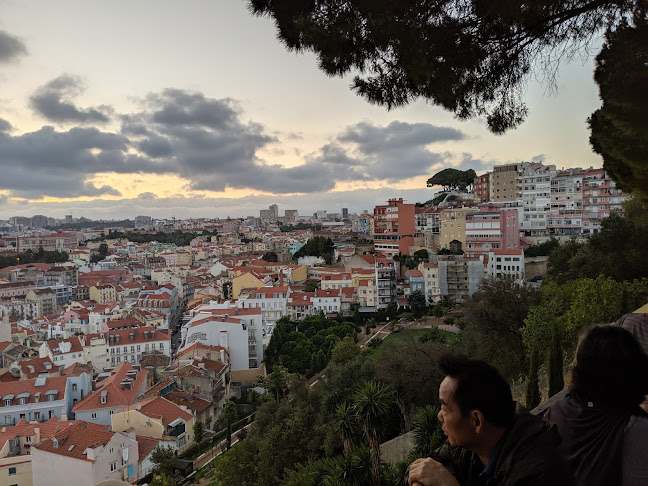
[0,161,629,484]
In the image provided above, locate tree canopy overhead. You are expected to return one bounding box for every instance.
[248,1,643,133]
[588,19,648,198]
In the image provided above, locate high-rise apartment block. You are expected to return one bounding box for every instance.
[473,173,490,203]
[521,163,555,237]
[490,163,524,202]
[474,163,627,237]
[373,198,415,256]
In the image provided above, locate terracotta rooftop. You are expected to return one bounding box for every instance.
[164,389,211,414]
[33,421,122,462]
[136,435,160,462]
[0,375,69,408]
[120,396,193,425]
[72,362,148,412]
[16,356,56,378]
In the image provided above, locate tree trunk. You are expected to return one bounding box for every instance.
[549,323,564,397]
[368,433,381,486]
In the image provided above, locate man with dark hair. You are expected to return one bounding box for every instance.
[408,355,573,486]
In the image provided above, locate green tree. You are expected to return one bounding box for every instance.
[262,365,289,403]
[549,322,564,398]
[457,279,540,380]
[412,405,443,458]
[525,346,541,411]
[293,236,336,264]
[588,20,648,199]
[334,401,358,454]
[248,1,644,134]
[330,336,360,366]
[352,381,395,486]
[193,420,204,452]
[427,168,476,192]
[413,249,429,261]
[407,291,427,319]
[262,251,279,262]
[222,402,238,451]
[150,445,176,478]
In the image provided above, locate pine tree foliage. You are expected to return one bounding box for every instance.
[588,19,648,199]
[248,1,645,134]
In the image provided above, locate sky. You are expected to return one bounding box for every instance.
[0,0,605,221]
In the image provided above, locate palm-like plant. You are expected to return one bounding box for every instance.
[412,405,443,457]
[352,381,395,486]
[335,401,357,454]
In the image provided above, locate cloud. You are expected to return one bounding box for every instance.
[0,30,27,63]
[137,192,158,199]
[30,75,111,123]
[0,118,12,134]
[2,86,486,200]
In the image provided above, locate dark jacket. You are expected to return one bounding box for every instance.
[430,410,574,486]
[533,389,648,486]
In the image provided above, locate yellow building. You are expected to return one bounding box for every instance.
[89,284,116,304]
[232,271,265,299]
[111,396,195,453]
[438,207,475,251]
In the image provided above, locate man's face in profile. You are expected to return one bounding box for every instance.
[437,375,477,448]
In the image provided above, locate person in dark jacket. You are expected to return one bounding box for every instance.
[536,325,648,486]
[408,355,574,486]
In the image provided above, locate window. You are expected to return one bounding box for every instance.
[4,399,11,406]
[110,462,117,472]
[91,412,97,419]
[159,343,164,350]
[72,384,78,392]
[34,412,40,420]
[110,447,114,453]
[9,467,17,475]
[26,436,31,443]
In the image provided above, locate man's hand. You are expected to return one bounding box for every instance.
[408,458,460,486]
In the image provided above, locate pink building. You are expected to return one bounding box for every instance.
[465,204,520,255]
[373,198,416,256]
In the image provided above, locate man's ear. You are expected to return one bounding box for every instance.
[471,410,485,433]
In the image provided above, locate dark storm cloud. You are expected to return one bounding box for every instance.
[300,120,465,183]
[146,89,241,129]
[2,86,481,199]
[137,134,173,158]
[0,118,12,133]
[338,120,465,154]
[30,75,111,123]
[0,30,27,62]
[0,125,137,198]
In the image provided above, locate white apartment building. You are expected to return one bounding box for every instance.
[312,289,342,315]
[521,163,555,237]
[239,285,292,328]
[487,249,525,281]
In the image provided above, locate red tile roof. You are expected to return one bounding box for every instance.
[17,356,56,378]
[33,421,121,462]
[72,362,148,412]
[122,396,193,425]
[0,375,69,408]
[164,389,211,413]
[136,435,160,462]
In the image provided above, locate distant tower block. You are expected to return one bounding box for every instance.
[342,208,349,219]
[65,214,73,224]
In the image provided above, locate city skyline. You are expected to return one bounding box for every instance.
[1,1,605,220]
